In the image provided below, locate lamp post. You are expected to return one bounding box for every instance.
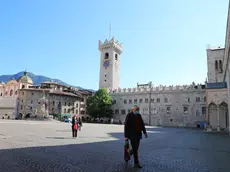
[149,82,152,126]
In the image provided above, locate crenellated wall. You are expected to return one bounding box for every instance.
[107,84,205,94]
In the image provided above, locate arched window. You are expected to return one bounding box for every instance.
[215,60,218,70]
[219,60,223,71]
[164,97,168,103]
[104,53,109,59]
[0,93,2,96]
[115,54,118,60]
[15,91,17,95]
[10,90,13,96]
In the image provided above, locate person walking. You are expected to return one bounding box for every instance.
[71,116,78,138]
[78,117,83,131]
[124,105,147,168]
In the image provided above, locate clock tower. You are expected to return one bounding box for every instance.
[98,37,123,90]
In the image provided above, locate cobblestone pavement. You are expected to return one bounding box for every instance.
[0,120,230,172]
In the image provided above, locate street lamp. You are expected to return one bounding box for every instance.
[149,82,152,126]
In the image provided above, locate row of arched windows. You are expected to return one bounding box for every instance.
[104,52,118,60]
[0,90,18,97]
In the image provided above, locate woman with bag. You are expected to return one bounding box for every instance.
[71,116,78,138]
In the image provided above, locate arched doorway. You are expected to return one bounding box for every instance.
[208,103,217,129]
[219,102,228,130]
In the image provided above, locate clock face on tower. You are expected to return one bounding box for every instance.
[103,60,109,68]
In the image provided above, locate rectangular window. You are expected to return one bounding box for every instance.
[151,108,157,114]
[143,108,149,114]
[188,97,190,102]
[134,99,137,104]
[166,107,171,114]
[183,107,188,114]
[196,97,200,102]
[121,109,126,114]
[115,109,119,114]
[151,98,154,103]
[202,107,206,115]
[145,98,148,103]
[124,100,127,104]
[129,99,132,104]
[157,98,160,103]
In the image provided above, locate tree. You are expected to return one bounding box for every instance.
[86,88,113,118]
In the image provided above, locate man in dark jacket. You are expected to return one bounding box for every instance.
[124,105,147,168]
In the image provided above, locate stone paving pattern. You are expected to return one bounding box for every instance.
[0,120,230,172]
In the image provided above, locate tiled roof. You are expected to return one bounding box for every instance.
[49,90,81,97]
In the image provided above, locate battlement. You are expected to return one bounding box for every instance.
[206,44,225,50]
[107,84,205,94]
[98,37,123,54]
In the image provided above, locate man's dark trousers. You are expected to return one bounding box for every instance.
[130,138,140,164]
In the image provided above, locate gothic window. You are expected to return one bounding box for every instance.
[219,60,223,71]
[124,99,127,104]
[183,107,188,114]
[145,98,148,103]
[151,98,154,103]
[105,52,109,59]
[164,97,168,103]
[215,60,218,70]
[129,99,132,104]
[68,102,71,106]
[196,97,200,102]
[157,98,160,103]
[10,90,13,96]
[115,54,118,60]
[139,99,143,103]
[143,108,149,114]
[166,107,171,114]
[121,109,126,114]
[134,99,137,104]
[202,107,206,115]
[115,109,119,114]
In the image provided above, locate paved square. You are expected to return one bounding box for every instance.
[0,120,230,172]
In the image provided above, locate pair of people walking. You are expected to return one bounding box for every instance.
[71,116,83,138]
[124,105,148,169]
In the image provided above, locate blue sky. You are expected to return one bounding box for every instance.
[0,0,229,90]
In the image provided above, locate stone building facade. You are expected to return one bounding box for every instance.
[98,37,206,127]
[0,72,93,120]
[0,72,32,119]
[108,84,206,127]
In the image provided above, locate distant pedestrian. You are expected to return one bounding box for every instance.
[124,105,147,168]
[78,117,83,131]
[72,116,78,138]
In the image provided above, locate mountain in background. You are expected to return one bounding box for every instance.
[0,71,94,91]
